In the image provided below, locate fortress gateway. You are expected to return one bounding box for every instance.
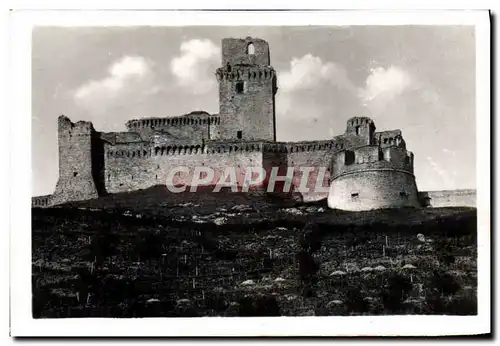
[32,37,423,211]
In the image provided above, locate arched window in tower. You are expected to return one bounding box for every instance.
[355,125,361,135]
[247,43,255,55]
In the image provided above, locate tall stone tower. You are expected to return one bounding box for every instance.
[214,37,277,142]
[51,115,101,204]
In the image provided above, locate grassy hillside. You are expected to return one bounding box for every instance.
[32,192,477,318]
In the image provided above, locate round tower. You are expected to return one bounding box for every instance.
[327,167,420,211]
[328,119,420,211]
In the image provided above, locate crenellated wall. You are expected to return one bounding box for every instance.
[100,138,342,198]
[32,195,52,208]
[103,140,265,193]
[125,113,220,143]
[34,113,423,210]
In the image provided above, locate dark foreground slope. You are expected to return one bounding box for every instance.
[32,191,477,317]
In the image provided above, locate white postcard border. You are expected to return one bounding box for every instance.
[9,9,491,337]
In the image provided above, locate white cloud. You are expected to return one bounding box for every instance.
[359,65,411,104]
[74,56,153,100]
[71,55,163,131]
[170,39,220,94]
[275,54,361,141]
[279,54,355,93]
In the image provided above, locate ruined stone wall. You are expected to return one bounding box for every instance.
[32,195,52,208]
[221,37,270,66]
[51,116,99,205]
[423,189,477,208]
[375,130,405,149]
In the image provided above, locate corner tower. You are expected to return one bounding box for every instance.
[51,115,101,204]
[345,116,377,146]
[327,118,420,211]
[215,37,277,142]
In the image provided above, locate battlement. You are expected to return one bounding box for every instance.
[126,113,220,131]
[279,139,345,153]
[103,138,349,159]
[216,65,276,82]
[346,116,375,128]
[32,195,52,208]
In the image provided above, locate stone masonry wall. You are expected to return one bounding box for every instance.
[103,138,342,199]
[286,149,332,202]
[104,142,264,193]
[424,189,477,208]
[330,146,413,179]
[328,170,420,211]
[216,65,276,142]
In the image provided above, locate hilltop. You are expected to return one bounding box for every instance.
[32,190,477,318]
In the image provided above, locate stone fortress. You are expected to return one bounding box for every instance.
[32,37,475,211]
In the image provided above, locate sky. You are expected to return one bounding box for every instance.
[32,26,476,196]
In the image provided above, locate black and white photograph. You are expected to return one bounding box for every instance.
[8,9,491,337]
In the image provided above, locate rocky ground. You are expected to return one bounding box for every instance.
[32,189,477,318]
